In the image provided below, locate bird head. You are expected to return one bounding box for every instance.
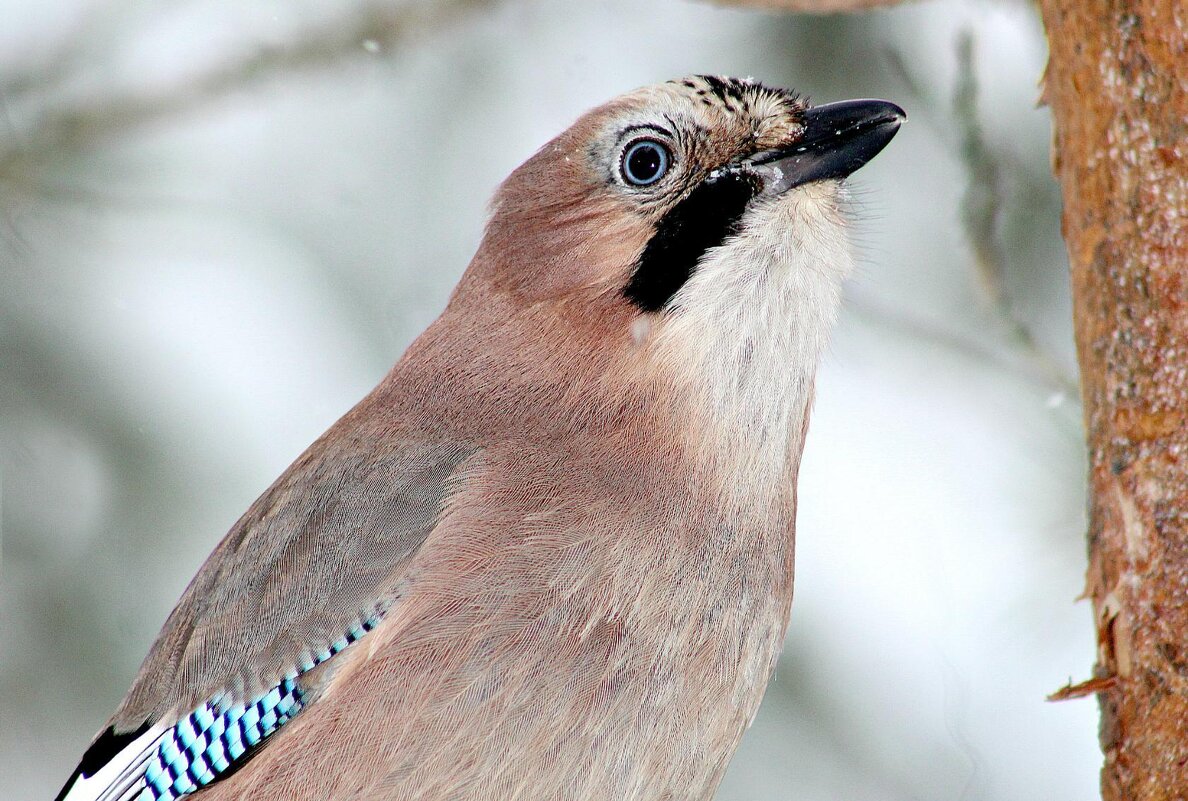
[410,76,903,461]
[473,76,901,306]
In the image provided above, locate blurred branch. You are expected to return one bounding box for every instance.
[846,292,1042,385]
[847,290,1083,432]
[0,0,491,180]
[712,0,913,11]
[878,31,1080,400]
[953,32,1007,311]
[951,31,1077,399]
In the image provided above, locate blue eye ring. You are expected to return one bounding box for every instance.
[620,139,671,187]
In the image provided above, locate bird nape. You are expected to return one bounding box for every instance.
[56,75,902,801]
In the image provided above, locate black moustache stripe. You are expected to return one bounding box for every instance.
[623,171,760,312]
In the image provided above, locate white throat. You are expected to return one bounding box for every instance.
[652,184,853,494]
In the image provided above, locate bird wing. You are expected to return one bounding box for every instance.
[55,404,477,801]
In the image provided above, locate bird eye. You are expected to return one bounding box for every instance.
[620,139,671,187]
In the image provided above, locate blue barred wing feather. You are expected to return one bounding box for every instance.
[57,614,383,801]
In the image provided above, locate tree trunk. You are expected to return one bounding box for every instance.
[1039,1,1188,797]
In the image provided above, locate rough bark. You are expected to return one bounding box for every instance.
[1039,1,1188,797]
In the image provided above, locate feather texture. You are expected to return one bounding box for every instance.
[56,401,476,800]
[56,595,393,800]
[54,76,901,801]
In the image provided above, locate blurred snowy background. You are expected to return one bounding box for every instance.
[0,0,1097,798]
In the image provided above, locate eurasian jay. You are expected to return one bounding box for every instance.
[55,75,903,801]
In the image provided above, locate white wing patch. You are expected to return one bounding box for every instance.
[57,723,168,801]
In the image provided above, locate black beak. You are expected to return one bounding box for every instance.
[747,99,905,194]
